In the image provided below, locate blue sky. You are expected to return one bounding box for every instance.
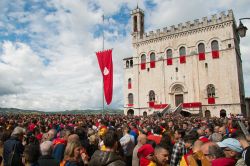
[0,0,250,111]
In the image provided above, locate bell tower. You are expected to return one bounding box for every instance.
[131,6,144,39]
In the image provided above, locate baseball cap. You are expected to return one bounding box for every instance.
[217,138,243,153]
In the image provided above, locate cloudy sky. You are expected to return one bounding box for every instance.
[0,0,249,111]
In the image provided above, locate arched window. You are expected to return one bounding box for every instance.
[128,78,132,89]
[166,49,172,58]
[130,60,133,67]
[133,16,137,32]
[149,90,155,101]
[150,52,155,61]
[179,46,186,56]
[128,93,133,105]
[211,40,219,51]
[126,60,129,68]
[141,54,146,63]
[207,84,215,98]
[205,110,211,118]
[179,47,186,64]
[150,52,155,68]
[141,54,146,70]
[198,43,205,61]
[211,40,220,58]
[166,49,173,65]
[198,43,205,53]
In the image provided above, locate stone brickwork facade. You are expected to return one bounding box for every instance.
[123,7,246,117]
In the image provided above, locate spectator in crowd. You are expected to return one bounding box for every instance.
[213,138,243,166]
[89,130,126,166]
[132,134,147,166]
[154,145,170,166]
[170,129,187,166]
[210,133,223,143]
[47,129,57,142]
[237,132,250,166]
[219,126,228,140]
[52,129,71,163]
[205,127,213,140]
[137,144,156,166]
[38,141,59,166]
[3,126,25,166]
[22,143,40,166]
[159,132,173,157]
[120,125,135,166]
[61,141,88,166]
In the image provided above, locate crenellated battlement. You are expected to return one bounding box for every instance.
[133,10,234,43]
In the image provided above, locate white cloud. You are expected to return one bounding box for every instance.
[0,0,249,111]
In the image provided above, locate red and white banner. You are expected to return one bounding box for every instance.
[96,49,113,105]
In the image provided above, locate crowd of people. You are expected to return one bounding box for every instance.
[0,113,249,166]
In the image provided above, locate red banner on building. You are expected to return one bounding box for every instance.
[167,58,173,65]
[96,49,113,105]
[180,56,186,64]
[199,52,205,61]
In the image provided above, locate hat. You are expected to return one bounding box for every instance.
[217,138,242,153]
[137,144,154,158]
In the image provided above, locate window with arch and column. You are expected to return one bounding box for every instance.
[141,54,146,70]
[128,78,132,89]
[128,93,133,106]
[211,40,220,59]
[179,46,186,64]
[166,49,173,65]
[148,90,155,107]
[198,43,206,61]
[207,84,216,104]
[130,60,133,67]
[126,60,129,68]
[150,52,156,68]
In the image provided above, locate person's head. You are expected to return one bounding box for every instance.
[64,141,82,161]
[217,138,242,158]
[60,129,71,140]
[192,140,204,153]
[47,129,57,141]
[214,126,220,133]
[205,127,213,137]
[68,134,80,143]
[11,126,25,140]
[183,134,196,149]
[122,125,130,134]
[23,143,40,164]
[138,134,147,145]
[103,130,119,150]
[40,141,53,156]
[201,142,217,162]
[154,145,170,165]
[174,129,185,140]
[168,121,173,128]
[183,123,188,130]
[197,128,205,137]
[218,126,226,136]
[210,133,222,143]
[138,144,154,161]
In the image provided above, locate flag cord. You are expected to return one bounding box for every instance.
[102,14,105,116]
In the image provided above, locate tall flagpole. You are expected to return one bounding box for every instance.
[102,14,105,116]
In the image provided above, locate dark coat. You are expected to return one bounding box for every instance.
[88,150,126,166]
[38,155,59,166]
[52,143,66,163]
[3,136,24,166]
